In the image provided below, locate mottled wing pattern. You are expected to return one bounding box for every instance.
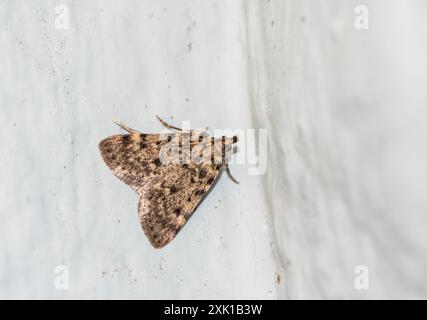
[138,162,222,248]
[99,133,174,191]
[99,126,234,248]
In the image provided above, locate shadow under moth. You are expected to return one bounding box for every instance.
[99,116,238,248]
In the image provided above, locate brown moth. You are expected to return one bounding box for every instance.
[99,116,238,248]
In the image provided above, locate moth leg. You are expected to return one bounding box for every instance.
[112,119,140,134]
[225,164,239,184]
[156,115,182,131]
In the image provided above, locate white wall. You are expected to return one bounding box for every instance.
[1,0,426,299]
[244,0,427,298]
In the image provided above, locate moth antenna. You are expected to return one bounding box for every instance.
[112,119,140,134]
[156,115,209,135]
[156,115,182,131]
[225,165,239,184]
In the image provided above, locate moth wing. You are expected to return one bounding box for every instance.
[138,163,221,248]
[99,133,175,191]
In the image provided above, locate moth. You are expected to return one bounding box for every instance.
[99,116,238,248]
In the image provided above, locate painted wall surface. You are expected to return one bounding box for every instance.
[1,0,426,299]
